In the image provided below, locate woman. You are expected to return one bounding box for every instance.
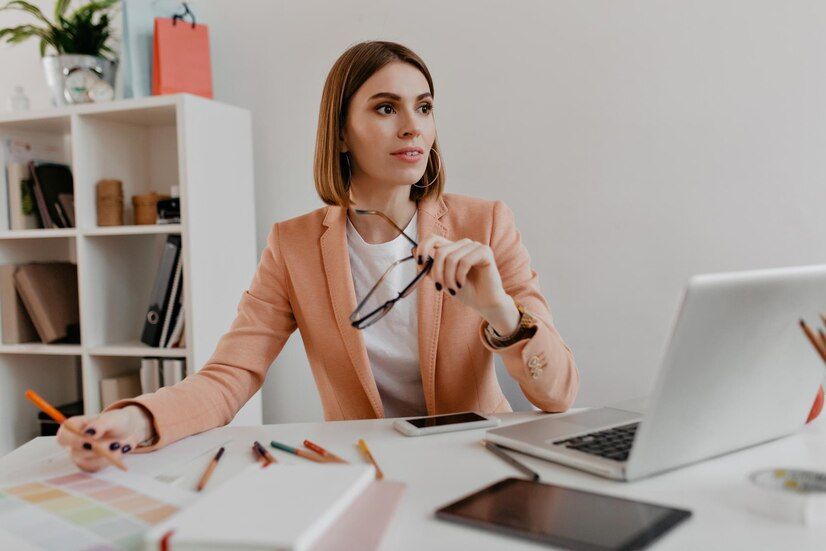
[58,41,579,471]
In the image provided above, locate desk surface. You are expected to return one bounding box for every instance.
[3,410,826,550]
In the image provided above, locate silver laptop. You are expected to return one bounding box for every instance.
[487,264,826,481]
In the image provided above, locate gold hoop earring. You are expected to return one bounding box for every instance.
[411,148,442,189]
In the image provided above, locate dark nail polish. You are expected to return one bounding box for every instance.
[418,255,422,265]
[456,282,462,289]
[435,282,442,291]
[109,442,120,451]
[448,289,456,296]
[82,442,92,450]
[121,445,132,454]
[84,428,96,436]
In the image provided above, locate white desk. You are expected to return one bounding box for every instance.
[3,410,826,550]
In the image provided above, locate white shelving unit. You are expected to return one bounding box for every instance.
[0,94,263,455]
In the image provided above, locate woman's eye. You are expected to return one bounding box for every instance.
[420,103,433,114]
[377,104,394,115]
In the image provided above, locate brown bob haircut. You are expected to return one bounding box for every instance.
[314,41,445,207]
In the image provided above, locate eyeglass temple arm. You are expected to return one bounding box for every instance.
[353,209,419,248]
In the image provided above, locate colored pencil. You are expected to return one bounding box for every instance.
[482,440,540,481]
[270,440,328,463]
[357,439,384,480]
[253,440,276,466]
[303,439,348,463]
[196,446,225,491]
[800,320,826,362]
[25,389,128,472]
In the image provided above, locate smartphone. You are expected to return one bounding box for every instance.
[393,411,500,436]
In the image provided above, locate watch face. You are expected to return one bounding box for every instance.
[64,68,101,104]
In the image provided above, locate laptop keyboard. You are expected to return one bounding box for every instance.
[552,422,639,462]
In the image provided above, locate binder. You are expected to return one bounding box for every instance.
[159,255,183,347]
[140,357,162,393]
[141,235,182,346]
[162,358,185,386]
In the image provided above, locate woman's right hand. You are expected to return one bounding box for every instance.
[56,405,154,472]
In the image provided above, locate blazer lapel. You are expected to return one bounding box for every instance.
[416,195,449,415]
[320,205,383,418]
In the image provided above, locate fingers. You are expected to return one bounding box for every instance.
[454,245,494,289]
[59,412,136,472]
[430,239,473,292]
[441,241,479,293]
[82,409,130,442]
[414,235,451,267]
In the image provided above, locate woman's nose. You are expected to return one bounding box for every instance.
[398,111,421,138]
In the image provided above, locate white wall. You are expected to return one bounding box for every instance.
[3,0,825,424]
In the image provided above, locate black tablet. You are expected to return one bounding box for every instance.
[435,478,691,550]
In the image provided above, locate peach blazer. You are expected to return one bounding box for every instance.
[109,193,579,451]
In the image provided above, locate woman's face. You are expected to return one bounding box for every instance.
[341,61,436,190]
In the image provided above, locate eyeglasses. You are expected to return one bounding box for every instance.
[349,209,434,330]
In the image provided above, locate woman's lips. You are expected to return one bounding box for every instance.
[391,151,424,163]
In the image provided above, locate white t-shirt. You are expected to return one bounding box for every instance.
[346,211,427,418]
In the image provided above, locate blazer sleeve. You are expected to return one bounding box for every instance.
[104,223,297,451]
[478,200,579,412]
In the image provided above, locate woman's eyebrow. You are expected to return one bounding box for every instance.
[368,92,432,101]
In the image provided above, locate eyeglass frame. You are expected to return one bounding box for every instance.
[349,208,434,329]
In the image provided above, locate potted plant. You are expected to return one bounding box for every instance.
[0,0,119,106]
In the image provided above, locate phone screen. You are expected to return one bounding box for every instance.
[406,412,487,428]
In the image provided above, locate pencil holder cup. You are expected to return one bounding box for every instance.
[96,179,124,226]
[132,192,169,225]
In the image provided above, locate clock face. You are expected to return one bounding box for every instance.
[89,80,114,103]
[64,68,101,104]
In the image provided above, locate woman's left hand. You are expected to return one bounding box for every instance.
[413,236,511,317]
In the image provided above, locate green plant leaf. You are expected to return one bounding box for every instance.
[0,0,54,27]
[53,0,71,21]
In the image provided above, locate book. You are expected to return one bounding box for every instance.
[6,162,39,230]
[0,134,67,231]
[0,265,39,344]
[162,358,185,386]
[146,464,375,550]
[13,262,80,344]
[100,373,142,409]
[28,161,75,229]
[140,358,162,393]
[311,481,406,551]
[141,235,182,346]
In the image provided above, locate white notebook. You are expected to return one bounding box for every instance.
[146,463,375,550]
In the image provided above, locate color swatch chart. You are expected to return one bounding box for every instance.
[0,471,192,550]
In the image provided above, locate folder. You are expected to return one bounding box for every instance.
[14,262,80,344]
[0,265,39,344]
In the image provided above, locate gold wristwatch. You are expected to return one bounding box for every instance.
[483,300,537,348]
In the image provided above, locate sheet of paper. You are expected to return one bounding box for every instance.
[0,469,194,551]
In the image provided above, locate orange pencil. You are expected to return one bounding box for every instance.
[25,389,128,472]
[196,446,225,491]
[357,439,384,480]
[303,439,348,463]
[800,320,826,362]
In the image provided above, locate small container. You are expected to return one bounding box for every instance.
[132,191,169,225]
[96,179,124,226]
[157,185,181,224]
